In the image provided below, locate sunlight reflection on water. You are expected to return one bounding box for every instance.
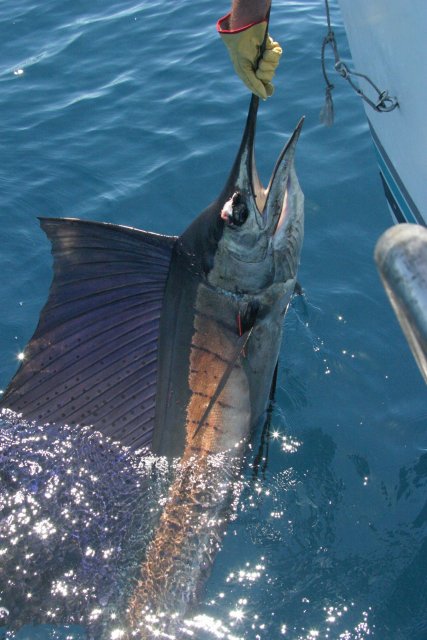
[0,413,252,640]
[1,406,426,639]
[0,411,167,636]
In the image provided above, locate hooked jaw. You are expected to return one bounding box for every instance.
[220,94,304,242]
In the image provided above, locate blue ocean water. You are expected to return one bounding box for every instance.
[0,1,426,639]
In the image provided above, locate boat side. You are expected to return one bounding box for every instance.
[337,0,427,225]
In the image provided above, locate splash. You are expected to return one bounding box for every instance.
[0,410,169,636]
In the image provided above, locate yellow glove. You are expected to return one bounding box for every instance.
[217,13,282,100]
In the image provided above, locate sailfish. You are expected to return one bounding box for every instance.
[1,95,304,632]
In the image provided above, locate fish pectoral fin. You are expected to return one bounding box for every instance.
[2,217,177,452]
[192,326,254,439]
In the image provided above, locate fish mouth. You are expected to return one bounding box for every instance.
[221,95,304,239]
[263,116,304,237]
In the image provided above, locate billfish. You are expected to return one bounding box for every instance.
[1,95,304,631]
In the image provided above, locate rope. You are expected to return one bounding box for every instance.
[320,0,398,126]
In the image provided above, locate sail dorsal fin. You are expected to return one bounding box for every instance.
[2,217,176,451]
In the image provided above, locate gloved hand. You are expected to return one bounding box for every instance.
[217,13,282,99]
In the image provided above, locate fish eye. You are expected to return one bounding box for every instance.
[230,192,249,226]
[220,191,249,228]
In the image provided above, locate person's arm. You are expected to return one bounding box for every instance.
[229,0,271,30]
[217,1,281,99]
